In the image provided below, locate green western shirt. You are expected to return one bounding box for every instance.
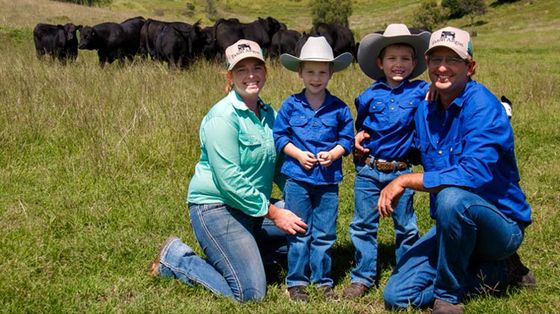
[187,90,278,217]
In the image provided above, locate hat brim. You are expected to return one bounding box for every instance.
[280,52,353,72]
[357,32,430,81]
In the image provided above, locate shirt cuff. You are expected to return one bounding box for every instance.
[423,171,441,189]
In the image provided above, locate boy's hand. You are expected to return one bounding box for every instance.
[317,151,334,167]
[317,145,345,167]
[297,151,317,171]
[354,130,370,155]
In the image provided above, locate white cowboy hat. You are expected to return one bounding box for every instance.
[358,24,430,80]
[280,36,353,72]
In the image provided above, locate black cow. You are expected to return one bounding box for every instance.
[33,23,82,63]
[213,16,286,59]
[79,22,127,66]
[139,19,204,61]
[120,16,145,61]
[200,25,217,61]
[270,29,302,59]
[154,22,203,69]
[310,23,356,58]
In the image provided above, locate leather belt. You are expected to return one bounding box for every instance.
[364,156,410,172]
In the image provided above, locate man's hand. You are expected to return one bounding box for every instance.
[378,177,406,218]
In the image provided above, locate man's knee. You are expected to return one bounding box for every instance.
[383,276,409,309]
[434,187,470,225]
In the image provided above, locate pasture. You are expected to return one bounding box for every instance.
[1,0,560,312]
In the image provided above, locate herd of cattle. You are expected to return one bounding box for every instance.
[33,16,357,68]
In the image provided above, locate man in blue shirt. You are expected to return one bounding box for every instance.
[376,26,535,313]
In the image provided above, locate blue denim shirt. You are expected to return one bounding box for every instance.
[273,90,354,185]
[355,79,429,160]
[415,79,532,223]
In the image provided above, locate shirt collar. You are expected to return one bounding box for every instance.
[428,79,475,110]
[228,90,266,111]
[371,78,410,90]
[294,89,336,109]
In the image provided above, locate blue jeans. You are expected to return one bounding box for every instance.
[284,179,338,287]
[384,187,525,308]
[349,164,419,287]
[158,203,287,302]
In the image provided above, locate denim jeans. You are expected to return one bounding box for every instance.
[158,203,287,302]
[384,187,525,308]
[349,164,419,287]
[284,179,339,288]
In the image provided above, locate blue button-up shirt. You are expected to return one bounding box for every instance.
[355,79,429,160]
[273,90,354,184]
[415,80,531,223]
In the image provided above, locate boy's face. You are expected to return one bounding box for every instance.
[376,44,416,87]
[298,61,333,97]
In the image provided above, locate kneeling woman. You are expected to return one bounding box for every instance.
[149,40,307,302]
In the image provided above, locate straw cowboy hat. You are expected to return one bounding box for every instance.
[280,36,353,72]
[357,24,430,80]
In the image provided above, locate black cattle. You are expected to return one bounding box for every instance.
[154,22,203,69]
[139,19,204,61]
[213,16,286,59]
[120,16,145,61]
[310,23,356,58]
[270,29,302,59]
[79,22,127,65]
[200,26,217,61]
[33,23,82,63]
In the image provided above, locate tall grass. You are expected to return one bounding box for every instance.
[1,0,560,312]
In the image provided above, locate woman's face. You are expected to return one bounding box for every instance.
[229,58,267,99]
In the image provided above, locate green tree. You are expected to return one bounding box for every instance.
[53,0,112,6]
[311,0,352,27]
[412,0,448,31]
[442,0,486,19]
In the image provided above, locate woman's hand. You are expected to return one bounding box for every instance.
[267,203,307,235]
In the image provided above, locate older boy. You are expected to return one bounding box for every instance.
[343,24,431,299]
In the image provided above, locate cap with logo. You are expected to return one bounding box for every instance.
[425,26,473,60]
[225,39,265,70]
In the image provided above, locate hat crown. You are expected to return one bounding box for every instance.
[382,23,413,37]
[225,39,264,70]
[298,36,335,61]
[427,26,472,59]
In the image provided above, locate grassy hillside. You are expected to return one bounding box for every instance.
[1,0,559,313]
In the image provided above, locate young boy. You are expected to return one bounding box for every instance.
[342,24,431,299]
[273,36,354,301]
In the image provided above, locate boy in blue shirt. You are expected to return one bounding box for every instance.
[273,36,354,301]
[343,24,431,299]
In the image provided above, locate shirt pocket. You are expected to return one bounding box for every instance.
[398,100,418,125]
[447,141,463,166]
[318,117,338,142]
[238,133,263,165]
[365,101,388,127]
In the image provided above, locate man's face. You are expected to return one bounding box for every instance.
[426,47,475,98]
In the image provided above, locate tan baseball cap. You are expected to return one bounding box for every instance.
[225,39,265,70]
[426,26,473,60]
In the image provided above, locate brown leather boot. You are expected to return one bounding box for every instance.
[432,299,464,314]
[148,236,179,277]
[506,252,536,288]
[341,282,369,299]
[287,285,309,301]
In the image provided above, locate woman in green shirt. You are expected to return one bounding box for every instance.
[149,39,307,302]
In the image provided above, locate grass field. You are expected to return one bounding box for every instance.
[1,0,560,312]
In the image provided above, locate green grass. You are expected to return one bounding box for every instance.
[1,0,560,312]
